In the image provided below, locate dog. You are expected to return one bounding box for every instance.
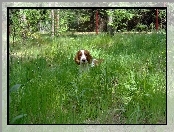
[74,50,103,72]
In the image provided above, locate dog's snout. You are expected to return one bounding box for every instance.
[82,59,86,62]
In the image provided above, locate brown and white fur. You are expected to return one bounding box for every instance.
[74,50,103,72]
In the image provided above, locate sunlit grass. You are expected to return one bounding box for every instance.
[9,32,166,124]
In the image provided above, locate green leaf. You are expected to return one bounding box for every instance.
[10,114,27,124]
[10,84,22,93]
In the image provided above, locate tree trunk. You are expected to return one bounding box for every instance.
[55,9,60,35]
[107,9,114,36]
[19,9,28,39]
[51,9,55,37]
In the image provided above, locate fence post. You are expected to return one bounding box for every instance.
[156,9,158,31]
[96,10,98,35]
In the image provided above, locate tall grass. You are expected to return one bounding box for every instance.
[9,32,166,124]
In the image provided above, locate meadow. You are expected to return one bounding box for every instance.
[9,32,166,124]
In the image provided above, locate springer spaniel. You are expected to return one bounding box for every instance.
[74,50,103,72]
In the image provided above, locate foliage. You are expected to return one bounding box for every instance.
[106,9,166,32]
[9,8,166,38]
[107,9,134,29]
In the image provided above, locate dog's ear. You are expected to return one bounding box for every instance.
[85,50,92,64]
[74,51,80,65]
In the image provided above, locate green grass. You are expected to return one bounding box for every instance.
[9,32,166,124]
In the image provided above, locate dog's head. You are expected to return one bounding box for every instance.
[74,50,92,65]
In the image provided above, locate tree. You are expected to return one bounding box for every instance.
[51,9,55,37]
[107,9,114,36]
